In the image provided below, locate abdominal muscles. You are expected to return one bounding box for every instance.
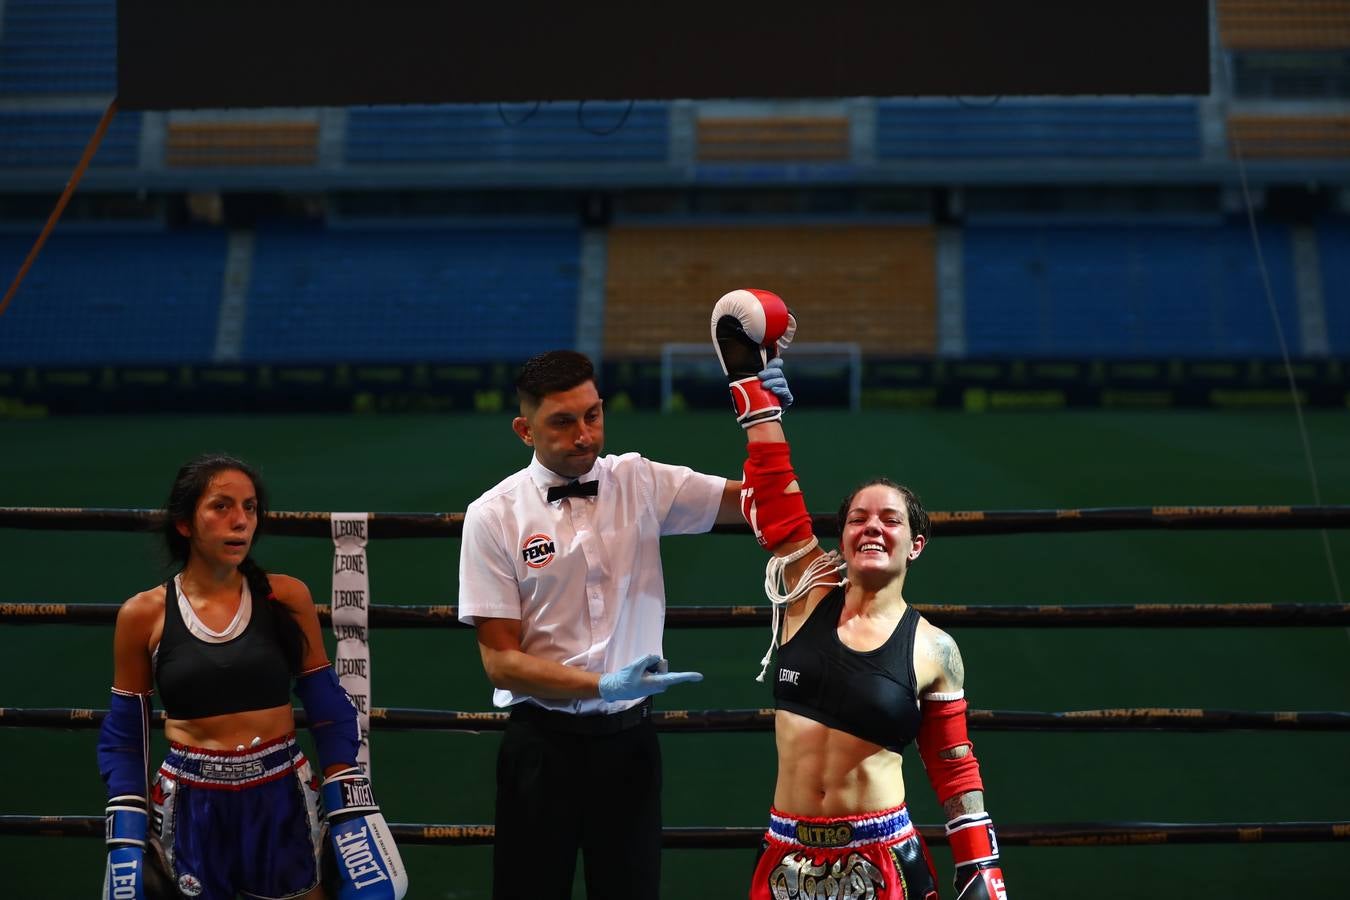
[772,709,906,817]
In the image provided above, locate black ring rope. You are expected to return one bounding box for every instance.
[4,509,1348,856]
[4,706,1347,733]
[3,505,1350,539]
[4,601,1346,628]
[1,816,1345,847]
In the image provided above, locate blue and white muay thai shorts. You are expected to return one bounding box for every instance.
[150,733,323,899]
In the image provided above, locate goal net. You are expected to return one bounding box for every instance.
[658,342,862,413]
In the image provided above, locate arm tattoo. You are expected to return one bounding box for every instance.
[932,631,965,689]
[943,790,985,820]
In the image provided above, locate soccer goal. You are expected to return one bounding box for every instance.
[659,342,862,413]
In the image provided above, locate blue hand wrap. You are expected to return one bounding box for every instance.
[97,690,151,800]
[295,666,359,771]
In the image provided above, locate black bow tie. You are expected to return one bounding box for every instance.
[547,480,599,502]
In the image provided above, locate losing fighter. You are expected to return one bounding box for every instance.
[98,453,406,899]
[710,290,1009,900]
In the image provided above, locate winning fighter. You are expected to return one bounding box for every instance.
[98,453,406,899]
[710,290,1009,900]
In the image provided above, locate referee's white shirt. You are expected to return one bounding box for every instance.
[458,451,726,714]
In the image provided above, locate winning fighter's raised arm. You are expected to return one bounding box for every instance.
[710,289,847,680]
[715,288,1010,900]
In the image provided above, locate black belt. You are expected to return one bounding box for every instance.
[509,699,651,735]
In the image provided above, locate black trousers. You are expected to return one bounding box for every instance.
[493,702,662,900]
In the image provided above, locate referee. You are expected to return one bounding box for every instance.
[458,350,744,900]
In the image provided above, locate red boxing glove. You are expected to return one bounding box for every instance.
[711,289,797,428]
[740,441,812,550]
[955,866,1008,900]
[948,812,1007,899]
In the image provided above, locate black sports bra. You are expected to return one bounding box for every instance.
[155,579,293,720]
[772,587,923,753]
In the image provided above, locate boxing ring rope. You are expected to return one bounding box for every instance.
[4,504,1347,850]
[5,706,1350,733]
[3,816,1345,848]
[4,504,1350,538]
[8,505,1346,631]
[5,601,1349,628]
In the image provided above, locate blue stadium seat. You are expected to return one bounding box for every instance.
[0,0,117,96]
[0,231,226,364]
[963,223,1301,356]
[242,226,581,362]
[0,110,140,168]
[345,103,669,164]
[877,99,1202,160]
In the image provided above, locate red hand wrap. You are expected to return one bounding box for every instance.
[917,696,984,805]
[740,440,812,550]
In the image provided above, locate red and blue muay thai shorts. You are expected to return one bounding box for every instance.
[150,733,324,899]
[750,804,940,900]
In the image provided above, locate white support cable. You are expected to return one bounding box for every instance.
[755,540,846,682]
[1221,52,1343,608]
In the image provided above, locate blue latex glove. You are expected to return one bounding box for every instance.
[599,653,703,702]
[757,358,793,408]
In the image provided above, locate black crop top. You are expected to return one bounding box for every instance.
[155,579,293,720]
[773,587,923,753]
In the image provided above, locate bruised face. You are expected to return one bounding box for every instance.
[840,484,925,582]
[513,380,605,479]
[176,469,258,567]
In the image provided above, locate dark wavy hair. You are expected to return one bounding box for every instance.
[835,477,931,565]
[515,350,596,408]
[163,453,306,673]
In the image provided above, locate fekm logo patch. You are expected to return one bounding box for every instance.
[521,533,556,568]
